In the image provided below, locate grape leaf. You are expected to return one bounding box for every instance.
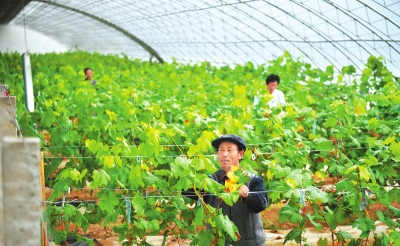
[99,191,119,213]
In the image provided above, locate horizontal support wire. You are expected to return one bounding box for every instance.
[32,115,323,132]
[41,184,400,205]
[39,141,375,149]
[42,149,369,159]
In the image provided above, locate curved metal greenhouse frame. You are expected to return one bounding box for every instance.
[7,0,400,73]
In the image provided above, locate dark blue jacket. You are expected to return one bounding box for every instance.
[205,170,268,246]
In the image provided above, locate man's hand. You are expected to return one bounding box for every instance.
[238,185,249,198]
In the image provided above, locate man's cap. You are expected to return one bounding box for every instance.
[211,134,246,151]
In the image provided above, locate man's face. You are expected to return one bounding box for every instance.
[267,81,278,93]
[85,69,93,79]
[217,142,244,173]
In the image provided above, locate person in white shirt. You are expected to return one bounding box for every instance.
[266,74,285,108]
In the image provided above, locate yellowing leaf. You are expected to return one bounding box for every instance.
[233,85,246,97]
[368,117,377,125]
[314,171,326,180]
[286,177,297,189]
[286,106,295,117]
[337,74,343,83]
[390,141,400,158]
[225,166,248,193]
[383,136,396,145]
[105,110,117,122]
[44,99,53,107]
[85,139,103,154]
[231,98,243,107]
[225,180,240,192]
[359,165,371,181]
[267,170,274,180]
[101,156,114,168]
[306,95,316,104]
[345,165,358,175]
[141,161,150,171]
[165,129,176,137]
[115,156,122,168]
[146,127,161,145]
[368,156,378,166]
[353,98,366,116]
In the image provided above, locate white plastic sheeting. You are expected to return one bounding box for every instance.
[9,0,400,73]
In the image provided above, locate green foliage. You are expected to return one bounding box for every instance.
[1,50,400,245]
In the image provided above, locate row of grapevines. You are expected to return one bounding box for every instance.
[1,50,400,245]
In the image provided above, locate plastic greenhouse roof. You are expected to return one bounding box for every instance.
[10,0,400,73]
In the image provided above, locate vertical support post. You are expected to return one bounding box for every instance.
[40,152,48,246]
[0,95,18,245]
[1,137,41,246]
[0,96,17,140]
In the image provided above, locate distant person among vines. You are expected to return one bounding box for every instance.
[184,134,268,245]
[266,73,285,108]
[84,67,97,85]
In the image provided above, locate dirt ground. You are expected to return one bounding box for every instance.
[48,212,391,246]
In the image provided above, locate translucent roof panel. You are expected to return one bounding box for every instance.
[10,0,400,74]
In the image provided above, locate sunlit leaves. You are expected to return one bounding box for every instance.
[146,127,161,145]
[284,170,313,189]
[279,206,303,223]
[105,110,118,122]
[215,214,238,240]
[90,169,110,188]
[194,207,205,226]
[175,177,192,191]
[132,195,146,216]
[308,188,328,203]
[390,141,400,158]
[353,218,376,238]
[101,156,114,168]
[353,98,366,116]
[3,50,400,245]
[85,139,107,155]
[344,164,374,182]
[383,136,396,145]
[98,190,119,213]
[306,214,322,231]
[323,118,337,128]
[265,162,291,180]
[313,138,334,151]
[129,165,145,189]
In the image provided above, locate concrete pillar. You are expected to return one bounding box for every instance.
[0,94,18,245]
[0,85,9,95]
[1,137,41,246]
[0,96,17,141]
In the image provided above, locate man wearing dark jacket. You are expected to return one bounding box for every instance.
[189,134,268,245]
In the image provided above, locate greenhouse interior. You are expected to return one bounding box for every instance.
[0,0,400,245]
